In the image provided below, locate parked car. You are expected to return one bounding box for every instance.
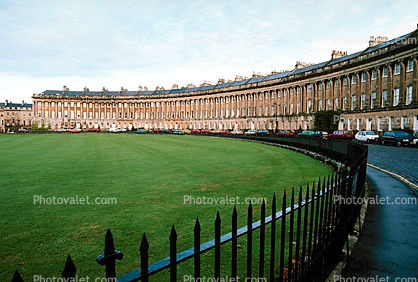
[379,131,417,147]
[230,130,243,135]
[221,130,231,135]
[69,128,81,133]
[355,131,380,143]
[191,129,201,134]
[256,130,270,136]
[312,131,329,139]
[328,130,354,140]
[297,130,316,138]
[244,130,258,135]
[171,129,185,135]
[153,128,162,133]
[55,128,67,132]
[275,130,296,137]
[136,128,148,134]
[210,129,223,134]
[183,129,192,134]
[88,128,100,132]
[200,129,211,134]
[161,129,171,134]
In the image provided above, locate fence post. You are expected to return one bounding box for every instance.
[214,211,221,279]
[96,229,123,279]
[231,206,238,279]
[246,203,253,279]
[259,199,266,279]
[288,188,295,281]
[170,225,177,282]
[279,191,286,282]
[140,233,149,282]
[300,184,310,281]
[11,270,23,282]
[295,186,303,280]
[62,255,76,279]
[194,218,201,279]
[269,193,277,281]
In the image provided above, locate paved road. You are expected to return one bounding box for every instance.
[366,143,418,186]
[339,144,418,280]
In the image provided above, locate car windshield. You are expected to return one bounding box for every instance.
[394,132,409,137]
[365,131,375,135]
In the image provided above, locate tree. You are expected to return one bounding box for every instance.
[31,120,39,130]
[313,110,340,131]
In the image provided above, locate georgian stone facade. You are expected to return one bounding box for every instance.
[0,101,33,133]
[32,29,418,134]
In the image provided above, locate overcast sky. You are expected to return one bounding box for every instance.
[0,0,417,103]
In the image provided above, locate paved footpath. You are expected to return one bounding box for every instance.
[339,166,418,280]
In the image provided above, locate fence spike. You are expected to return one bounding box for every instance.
[214,211,221,279]
[288,188,295,281]
[279,190,286,282]
[194,217,201,233]
[232,205,238,279]
[295,186,303,280]
[96,229,123,279]
[269,193,277,281]
[194,217,201,279]
[140,232,149,252]
[301,184,310,279]
[246,203,253,279]
[62,255,76,278]
[170,225,177,282]
[170,225,177,240]
[12,270,24,282]
[259,198,266,279]
[140,232,149,281]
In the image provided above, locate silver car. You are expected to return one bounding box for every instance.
[355,131,380,143]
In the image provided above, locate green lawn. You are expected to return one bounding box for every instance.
[0,133,333,281]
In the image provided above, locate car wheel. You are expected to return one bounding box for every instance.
[381,140,385,145]
[396,141,402,147]
[366,139,370,144]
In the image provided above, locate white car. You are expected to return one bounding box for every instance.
[109,127,119,132]
[244,130,258,135]
[355,131,380,143]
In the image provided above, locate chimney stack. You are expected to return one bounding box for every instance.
[331,50,347,60]
[369,35,388,47]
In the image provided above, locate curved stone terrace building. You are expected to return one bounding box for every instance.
[32,28,418,133]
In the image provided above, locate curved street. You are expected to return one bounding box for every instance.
[340,143,418,280]
[366,144,418,187]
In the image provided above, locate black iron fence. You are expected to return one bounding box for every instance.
[12,136,368,282]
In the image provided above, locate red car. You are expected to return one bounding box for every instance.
[191,129,201,134]
[153,128,162,133]
[275,130,296,137]
[69,129,81,133]
[88,128,100,132]
[328,130,354,140]
[200,129,211,134]
[221,130,231,135]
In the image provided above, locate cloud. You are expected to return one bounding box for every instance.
[0,0,417,102]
